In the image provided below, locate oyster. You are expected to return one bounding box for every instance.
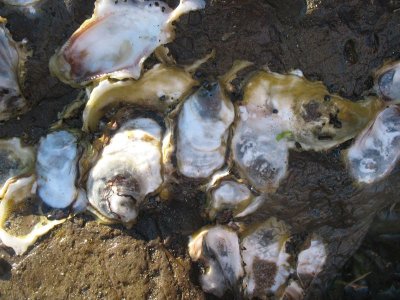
[50,0,206,86]
[231,70,383,192]
[0,138,34,199]
[176,82,234,178]
[188,225,244,297]
[0,17,29,121]
[36,130,88,211]
[0,138,65,255]
[374,61,400,102]
[346,105,400,184]
[206,177,264,220]
[241,218,291,298]
[82,63,197,132]
[87,118,164,226]
[297,236,327,281]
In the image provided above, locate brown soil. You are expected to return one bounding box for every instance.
[1,0,400,299]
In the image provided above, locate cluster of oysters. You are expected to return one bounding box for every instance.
[1,0,400,299]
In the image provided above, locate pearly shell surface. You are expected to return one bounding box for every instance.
[50,0,206,86]
[177,83,234,178]
[232,105,290,192]
[374,61,400,102]
[241,218,291,297]
[188,226,243,298]
[346,106,400,184]
[87,118,163,224]
[297,238,327,278]
[36,130,86,209]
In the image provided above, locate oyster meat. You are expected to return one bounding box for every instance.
[346,105,400,184]
[0,17,29,121]
[36,130,87,210]
[50,0,206,86]
[87,118,163,225]
[176,82,235,178]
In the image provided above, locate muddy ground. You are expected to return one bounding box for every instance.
[0,0,400,299]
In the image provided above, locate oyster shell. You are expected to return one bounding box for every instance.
[0,138,34,199]
[87,118,164,226]
[0,138,65,255]
[231,69,383,192]
[232,105,290,192]
[82,64,197,132]
[241,218,291,298]
[206,177,264,220]
[176,82,235,178]
[50,0,206,86]
[374,61,400,102]
[346,105,400,184]
[36,130,88,210]
[188,225,244,297]
[0,17,29,121]
[297,236,326,281]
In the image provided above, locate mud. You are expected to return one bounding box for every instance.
[0,0,400,299]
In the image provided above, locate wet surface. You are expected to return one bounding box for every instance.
[1,0,400,299]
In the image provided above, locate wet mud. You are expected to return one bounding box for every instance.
[1,0,400,299]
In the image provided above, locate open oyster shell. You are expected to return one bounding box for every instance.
[188,225,244,297]
[241,218,291,298]
[231,69,383,192]
[50,0,206,86]
[176,82,234,178]
[82,63,198,132]
[206,175,265,221]
[345,105,400,184]
[175,61,253,179]
[0,17,29,121]
[87,118,164,226]
[0,138,65,255]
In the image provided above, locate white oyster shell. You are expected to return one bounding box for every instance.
[36,130,86,209]
[177,83,235,178]
[50,0,206,85]
[374,61,400,102]
[297,237,326,279]
[87,118,163,225]
[0,17,29,121]
[241,218,291,298]
[346,105,400,184]
[232,105,290,192]
[188,225,243,298]
[207,179,265,219]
